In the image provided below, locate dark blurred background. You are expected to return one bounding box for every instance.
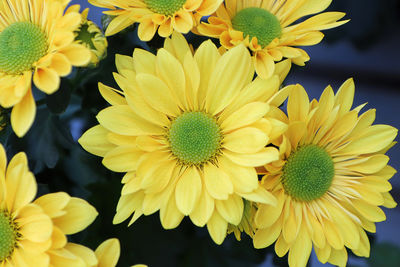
[3,1,398,267]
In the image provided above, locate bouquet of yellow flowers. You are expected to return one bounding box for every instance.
[0,0,398,266]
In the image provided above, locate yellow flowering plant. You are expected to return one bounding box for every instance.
[0,0,398,266]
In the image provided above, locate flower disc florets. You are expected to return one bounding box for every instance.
[168,111,222,165]
[144,0,186,16]
[281,144,334,202]
[0,22,48,74]
[232,7,281,47]
[0,211,19,261]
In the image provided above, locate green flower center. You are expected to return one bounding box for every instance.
[168,112,222,165]
[76,23,98,50]
[281,144,334,202]
[0,211,19,261]
[0,21,48,75]
[232,7,281,48]
[144,0,186,16]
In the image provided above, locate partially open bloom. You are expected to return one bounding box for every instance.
[65,238,147,267]
[88,0,223,40]
[0,0,90,137]
[197,0,348,78]
[69,6,108,66]
[253,79,398,267]
[0,144,98,266]
[79,33,292,244]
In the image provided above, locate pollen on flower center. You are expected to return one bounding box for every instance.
[281,144,334,202]
[0,210,20,261]
[144,0,186,16]
[168,111,222,165]
[0,21,48,75]
[232,7,281,48]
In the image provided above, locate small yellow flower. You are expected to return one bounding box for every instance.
[88,0,223,41]
[64,238,148,267]
[79,32,293,245]
[0,0,91,137]
[197,0,348,78]
[0,144,98,266]
[253,79,398,267]
[68,6,108,66]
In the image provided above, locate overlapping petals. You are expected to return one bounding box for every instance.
[197,0,348,78]
[253,79,398,267]
[89,0,223,40]
[79,32,294,244]
[0,0,90,137]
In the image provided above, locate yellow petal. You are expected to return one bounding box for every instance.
[288,224,312,267]
[206,211,228,245]
[98,83,126,106]
[17,204,52,243]
[287,84,309,122]
[95,238,120,267]
[50,53,72,76]
[159,190,184,229]
[65,243,98,267]
[253,217,282,249]
[219,157,258,194]
[238,187,277,205]
[328,248,348,267]
[156,49,186,109]
[97,105,164,135]
[137,18,157,41]
[132,48,156,75]
[106,12,135,36]
[224,127,268,154]
[221,102,269,132]
[60,44,91,66]
[78,125,116,157]
[254,190,284,228]
[337,125,397,155]
[11,88,36,137]
[115,54,134,73]
[175,167,202,215]
[194,40,220,107]
[352,199,386,222]
[33,67,60,94]
[53,197,98,235]
[206,45,253,115]
[34,192,70,218]
[103,146,144,172]
[113,192,144,225]
[215,194,243,225]
[203,164,233,200]
[189,183,214,227]
[136,73,180,116]
[223,147,279,167]
[5,155,36,211]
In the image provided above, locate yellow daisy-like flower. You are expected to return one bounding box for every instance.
[197,0,348,78]
[68,6,108,66]
[253,79,398,267]
[0,0,91,137]
[0,144,98,266]
[79,32,293,244]
[88,0,223,41]
[64,238,148,267]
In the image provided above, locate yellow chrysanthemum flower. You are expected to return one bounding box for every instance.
[253,79,398,267]
[68,6,108,66]
[79,32,293,244]
[196,0,348,78]
[64,238,148,267]
[88,0,223,41]
[0,144,98,266]
[0,0,91,137]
